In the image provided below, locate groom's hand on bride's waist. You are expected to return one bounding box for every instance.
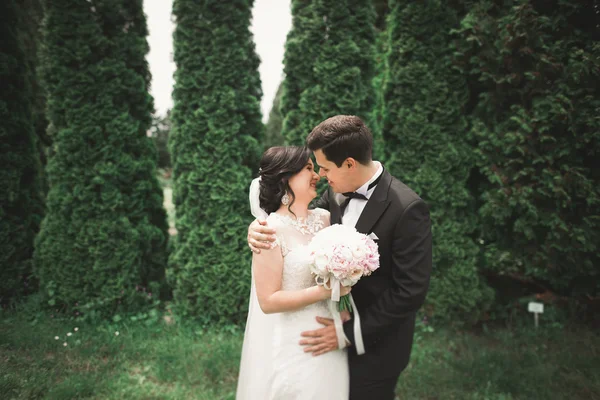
[247,219,277,254]
[299,317,348,356]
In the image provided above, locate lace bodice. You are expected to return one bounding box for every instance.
[237,207,349,400]
[267,208,330,292]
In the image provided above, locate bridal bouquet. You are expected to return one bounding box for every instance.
[307,224,380,312]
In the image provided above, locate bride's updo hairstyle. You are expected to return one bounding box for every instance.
[259,146,312,215]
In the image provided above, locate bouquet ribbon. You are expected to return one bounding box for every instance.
[328,292,366,356]
[328,301,346,350]
[329,277,341,302]
[348,294,365,355]
[319,277,366,355]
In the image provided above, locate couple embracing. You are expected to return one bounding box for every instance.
[236,115,432,400]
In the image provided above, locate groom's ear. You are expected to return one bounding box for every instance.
[345,158,357,170]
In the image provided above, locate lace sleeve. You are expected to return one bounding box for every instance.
[272,234,289,257]
[266,215,290,257]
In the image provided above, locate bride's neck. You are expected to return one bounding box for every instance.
[277,201,310,219]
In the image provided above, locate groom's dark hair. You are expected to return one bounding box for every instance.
[306,115,373,167]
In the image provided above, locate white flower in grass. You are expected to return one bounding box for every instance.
[115,331,120,336]
[67,332,72,337]
[74,327,79,332]
[63,342,68,347]
[54,336,59,340]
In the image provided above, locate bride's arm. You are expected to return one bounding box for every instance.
[253,248,330,314]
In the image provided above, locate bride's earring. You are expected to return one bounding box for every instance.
[281,193,290,206]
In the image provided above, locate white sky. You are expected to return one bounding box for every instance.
[144,0,292,122]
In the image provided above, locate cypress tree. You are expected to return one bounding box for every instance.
[281,0,377,146]
[280,0,323,145]
[371,0,391,157]
[34,0,169,316]
[149,112,172,170]
[169,0,263,324]
[300,0,377,136]
[381,0,493,322]
[264,82,285,149]
[454,0,600,301]
[373,0,390,32]
[0,0,45,303]
[20,0,50,188]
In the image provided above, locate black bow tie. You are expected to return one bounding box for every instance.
[342,192,369,201]
[340,170,383,214]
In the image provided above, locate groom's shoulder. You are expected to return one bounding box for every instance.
[386,172,426,209]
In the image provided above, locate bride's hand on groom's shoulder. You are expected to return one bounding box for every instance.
[247,219,277,254]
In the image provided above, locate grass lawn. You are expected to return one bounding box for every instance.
[1,309,598,399]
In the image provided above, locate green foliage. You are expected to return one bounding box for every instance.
[0,309,244,399]
[264,82,285,149]
[149,111,172,169]
[280,0,322,145]
[281,0,377,145]
[373,0,390,32]
[2,308,599,399]
[19,0,50,190]
[370,24,390,160]
[0,0,45,304]
[381,0,493,323]
[169,0,263,325]
[454,1,600,299]
[398,320,600,399]
[34,0,169,318]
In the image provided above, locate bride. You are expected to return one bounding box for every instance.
[236,146,350,399]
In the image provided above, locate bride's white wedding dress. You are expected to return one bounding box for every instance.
[236,208,349,399]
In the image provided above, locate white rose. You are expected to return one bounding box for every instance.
[314,253,329,274]
[349,267,363,281]
[340,247,353,262]
[351,246,366,259]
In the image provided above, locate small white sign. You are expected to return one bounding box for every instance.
[528,302,544,313]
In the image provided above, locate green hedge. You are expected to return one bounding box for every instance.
[280,0,323,145]
[264,82,284,149]
[454,0,600,300]
[381,0,495,323]
[0,0,45,304]
[281,0,377,145]
[34,0,169,317]
[169,0,263,325]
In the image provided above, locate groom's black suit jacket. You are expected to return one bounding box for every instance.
[314,169,432,382]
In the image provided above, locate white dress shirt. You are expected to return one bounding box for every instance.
[341,162,383,228]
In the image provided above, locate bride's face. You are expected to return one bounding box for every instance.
[288,159,320,203]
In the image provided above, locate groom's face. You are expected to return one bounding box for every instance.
[313,149,354,194]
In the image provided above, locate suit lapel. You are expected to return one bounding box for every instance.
[329,188,342,225]
[354,170,392,235]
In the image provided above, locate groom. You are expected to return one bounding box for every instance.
[248,115,432,400]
